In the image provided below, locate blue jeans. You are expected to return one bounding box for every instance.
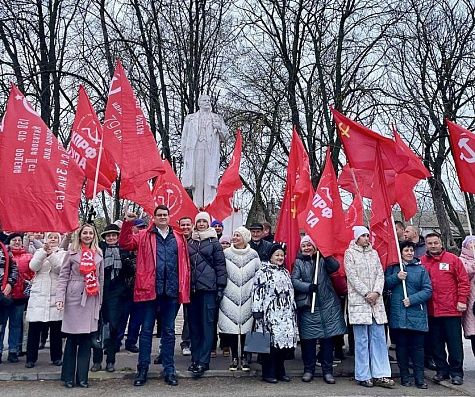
[0,303,25,353]
[353,320,391,381]
[137,296,179,374]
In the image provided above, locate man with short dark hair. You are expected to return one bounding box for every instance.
[120,205,190,387]
[394,221,405,242]
[249,223,272,262]
[421,232,470,386]
[404,226,426,259]
[262,221,274,242]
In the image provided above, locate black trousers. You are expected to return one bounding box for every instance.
[26,321,62,363]
[393,329,425,384]
[261,346,290,379]
[220,333,245,359]
[429,316,464,378]
[180,304,190,349]
[301,337,334,375]
[61,333,92,384]
[188,291,216,366]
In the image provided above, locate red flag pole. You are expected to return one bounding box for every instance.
[390,212,408,298]
[310,251,320,313]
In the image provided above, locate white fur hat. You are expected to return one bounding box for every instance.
[195,211,211,226]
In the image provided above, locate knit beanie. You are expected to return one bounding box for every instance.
[234,226,251,244]
[463,235,475,248]
[268,243,286,259]
[195,211,211,226]
[300,235,316,248]
[211,220,224,227]
[219,235,232,244]
[353,226,370,241]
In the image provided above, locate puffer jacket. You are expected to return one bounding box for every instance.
[384,259,432,332]
[421,249,470,317]
[218,244,260,334]
[344,241,387,325]
[188,232,227,293]
[460,248,475,337]
[10,247,34,301]
[26,247,65,322]
[291,254,346,340]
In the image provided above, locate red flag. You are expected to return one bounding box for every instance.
[331,108,410,173]
[301,148,345,257]
[446,119,475,193]
[206,130,243,220]
[68,85,117,199]
[103,60,163,195]
[338,165,418,220]
[121,178,156,215]
[0,85,83,232]
[393,129,431,179]
[370,150,399,269]
[274,129,313,270]
[152,159,198,225]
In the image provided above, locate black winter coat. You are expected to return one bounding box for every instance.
[250,239,273,262]
[291,254,346,340]
[188,237,227,292]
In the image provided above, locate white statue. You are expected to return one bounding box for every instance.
[181,94,229,208]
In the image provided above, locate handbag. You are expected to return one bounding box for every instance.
[91,317,111,349]
[244,319,270,354]
[0,242,13,306]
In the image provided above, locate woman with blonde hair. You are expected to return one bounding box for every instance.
[56,224,103,388]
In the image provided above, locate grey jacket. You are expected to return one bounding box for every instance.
[291,254,346,340]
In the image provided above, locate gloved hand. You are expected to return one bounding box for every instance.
[308,283,318,293]
[252,311,264,320]
[216,289,224,304]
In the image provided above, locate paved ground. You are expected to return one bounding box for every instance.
[0,377,469,397]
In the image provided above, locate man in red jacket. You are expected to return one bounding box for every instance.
[119,205,190,387]
[420,232,469,385]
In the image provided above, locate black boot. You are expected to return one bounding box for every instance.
[133,366,148,386]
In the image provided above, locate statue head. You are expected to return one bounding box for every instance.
[198,94,212,112]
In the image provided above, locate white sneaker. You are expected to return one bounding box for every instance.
[182,347,191,356]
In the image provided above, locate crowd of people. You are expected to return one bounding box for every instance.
[0,207,473,391]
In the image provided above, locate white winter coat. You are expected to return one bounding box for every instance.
[26,248,65,322]
[218,244,260,334]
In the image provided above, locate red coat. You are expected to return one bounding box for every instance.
[421,250,470,317]
[119,221,190,304]
[11,248,34,300]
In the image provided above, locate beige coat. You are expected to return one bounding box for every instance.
[26,248,65,323]
[344,241,387,325]
[55,249,103,334]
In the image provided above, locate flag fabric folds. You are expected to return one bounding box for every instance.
[152,159,198,225]
[301,148,346,257]
[0,85,83,232]
[206,130,243,220]
[103,60,163,197]
[68,85,117,199]
[274,129,313,270]
[447,119,475,194]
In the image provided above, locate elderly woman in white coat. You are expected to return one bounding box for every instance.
[56,224,103,389]
[218,226,260,371]
[25,232,65,368]
[344,226,394,389]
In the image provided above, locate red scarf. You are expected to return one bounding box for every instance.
[79,245,99,296]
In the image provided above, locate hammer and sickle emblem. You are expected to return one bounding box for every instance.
[459,137,475,164]
[338,123,350,138]
[83,251,94,261]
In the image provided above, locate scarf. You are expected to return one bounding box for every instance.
[104,245,122,280]
[191,227,217,241]
[79,245,99,296]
